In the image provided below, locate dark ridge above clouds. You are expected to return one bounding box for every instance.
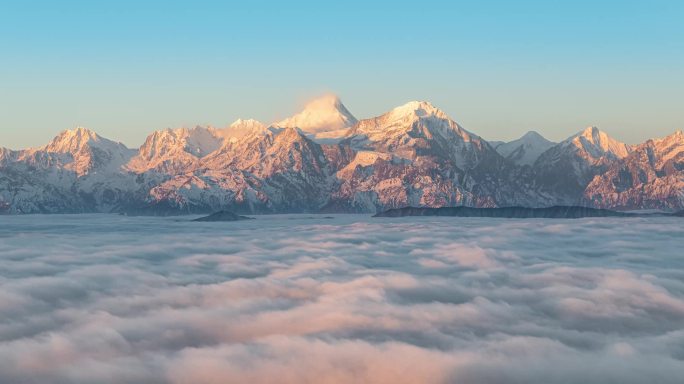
[192,210,253,222]
[373,206,633,218]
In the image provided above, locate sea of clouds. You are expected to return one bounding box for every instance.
[0,214,683,383]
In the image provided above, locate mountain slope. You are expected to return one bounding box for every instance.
[147,127,339,213]
[531,126,633,204]
[1,102,683,214]
[0,127,141,213]
[345,101,492,169]
[585,130,684,210]
[127,126,223,174]
[216,119,267,141]
[494,131,556,166]
[326,101,537,212]
[27,127,134,176]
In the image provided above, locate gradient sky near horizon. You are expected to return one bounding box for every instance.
[1,0,683,149]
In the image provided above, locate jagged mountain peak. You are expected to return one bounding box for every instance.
[579,125,600,137]
[385,100,450,122]
[565,126,631,160]
[654,129,684,144]
[572,126,607,144]
[182,126,223,157]
[19,126,133,177]
[277,125,304,138]
[255,126,312,148]
[350,100,463,142]
[230,118,265,129]
[0,147,15,164]
[531,126,633,201]
[42,126,127,155]
[66,126,98,135]
[345,101,492,170]
[585,128,684,210]
[48,126,100,145]
[500,130,554,147]
[649,130,684,165]
[520,130,548,141]
[163,125,214,135]
[274,94,358,134]
[136,125,223,163]
[4,97,684,214]
[494,130,556,166]
[217,119,267,142]
[352,100,466,139]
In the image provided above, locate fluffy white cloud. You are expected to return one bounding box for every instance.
[0,214,683,383]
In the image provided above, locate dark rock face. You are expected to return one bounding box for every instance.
[192,210,254,222]
[373,206,632,219]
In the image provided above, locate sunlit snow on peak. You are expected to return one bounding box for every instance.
[274,94,358,134]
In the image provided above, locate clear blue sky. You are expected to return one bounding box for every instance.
[1,0,682,149]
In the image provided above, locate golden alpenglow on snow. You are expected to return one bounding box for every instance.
[1,1,683,383]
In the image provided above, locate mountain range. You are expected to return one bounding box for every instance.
[1,95,683,214]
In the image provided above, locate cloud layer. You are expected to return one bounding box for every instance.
[1,214,683,383]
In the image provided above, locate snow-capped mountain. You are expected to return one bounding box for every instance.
[566,126,632,160]
[585,130,684,210]
[1,97,683,214]
[127,126,223,174]
[0,127,140,213]
[148,126,340,213]
[30,127,135,176]
[0,147,15,166]
[494,131,556,166]
[328,101,536,212]
[274,94,358,143]
[530,126,633,204]
[217,119,267,141]
[345,101,492,169]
